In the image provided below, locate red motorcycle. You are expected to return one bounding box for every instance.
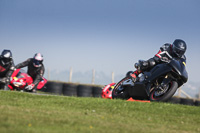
[8,69,47,92]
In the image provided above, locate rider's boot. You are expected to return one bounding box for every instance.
[32,88,37,93]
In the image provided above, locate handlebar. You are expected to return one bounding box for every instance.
[159,51,172,63]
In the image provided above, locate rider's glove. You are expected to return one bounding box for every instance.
[135,60,148,71]
[25,84,35,90]
[0,77,10,84]
[161,57,169,63]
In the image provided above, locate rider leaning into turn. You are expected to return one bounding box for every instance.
[15,53,45,92]
[129,39,187,82]
[0,49,15,90]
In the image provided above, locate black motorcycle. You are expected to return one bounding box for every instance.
[112,52,188,101]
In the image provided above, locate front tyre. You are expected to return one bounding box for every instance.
[112,77,130,99]
[150,81,178,102]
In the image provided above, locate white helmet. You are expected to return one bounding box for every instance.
[33,53,43,67]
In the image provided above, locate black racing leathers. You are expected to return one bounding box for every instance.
[133,43,186,75]
[15,58,45,87]
[0,59,15,89]
[153,43,186,64]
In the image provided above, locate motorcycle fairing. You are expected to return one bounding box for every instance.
[168,59,188,83]
[37,77,47,89]
[9,68,47,91]
[146,63,172,83]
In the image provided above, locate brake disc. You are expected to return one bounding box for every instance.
[154,84,169,96]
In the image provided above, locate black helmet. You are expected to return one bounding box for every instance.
[172,39,187,58]
[33,53,43,67]
[0,49,12,65]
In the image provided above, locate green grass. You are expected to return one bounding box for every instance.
[0,91,199,133]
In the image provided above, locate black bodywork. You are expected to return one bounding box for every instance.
[120,58,188,100]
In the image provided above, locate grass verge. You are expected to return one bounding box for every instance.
[0,91,199,133]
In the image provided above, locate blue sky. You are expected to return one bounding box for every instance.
[0,0,200,83]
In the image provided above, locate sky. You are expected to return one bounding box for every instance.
[0,0,200,84]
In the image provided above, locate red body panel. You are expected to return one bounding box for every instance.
[8,69,47,91]
[37,77,47,89]
[102,83,116,99]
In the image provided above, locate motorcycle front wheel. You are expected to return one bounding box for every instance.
[149,81,178,102]
[112,77,130,99]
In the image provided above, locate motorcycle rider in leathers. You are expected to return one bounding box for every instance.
[128,39,187,82]
[15,53,45,92]
[0,49,15,90]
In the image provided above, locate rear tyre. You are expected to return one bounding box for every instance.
[150,81,178,102]
[112,77,130,99]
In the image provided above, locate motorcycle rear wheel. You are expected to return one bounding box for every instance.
[112,77,130,99]
[150,81,178,102]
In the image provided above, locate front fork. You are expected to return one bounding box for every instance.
[160,74,172,88]
[155,74,173,94]
[147,74,172,96]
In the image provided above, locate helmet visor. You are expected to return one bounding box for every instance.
[173,45,185,57]
[33,59,42,67]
